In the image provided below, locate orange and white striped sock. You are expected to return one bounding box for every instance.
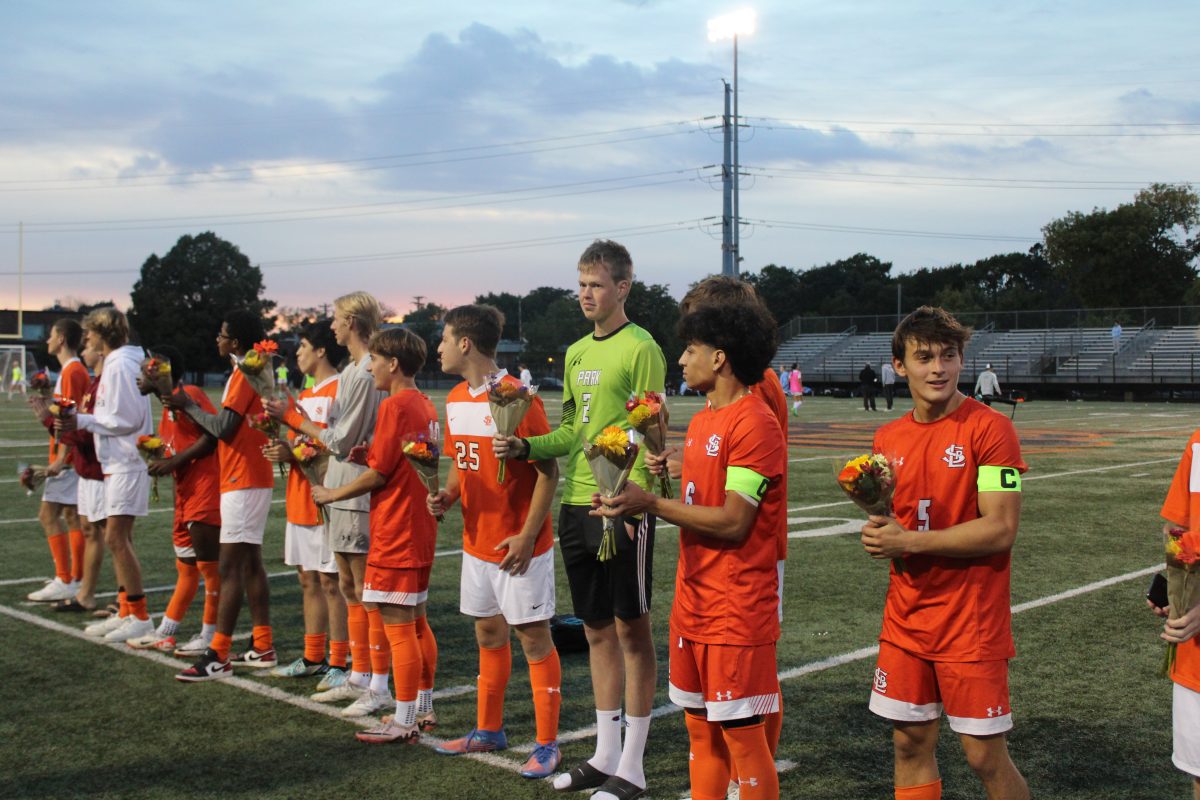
[197,561,220,630]
[366,607,391,694]
[477,642,511,731]
[304,633,328,664]
[896,779,942,800]
[162,560,199,634]
[329,639,349,669]
[47,533,71,583]
[346,602,370,687]
[252,625,273,653]
[210,632,233,661]
[68,529,85,582]
[528,649,562,745]
[721,721,777,800]
[415,614,438,714]
[684,712,732,800]
[384,621,420,727]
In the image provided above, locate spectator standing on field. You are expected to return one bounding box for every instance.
[859,362,878,412]
[974,363,1001,406]
[881,361,896,411]
[519,363,533,387]
[788,362,803,416]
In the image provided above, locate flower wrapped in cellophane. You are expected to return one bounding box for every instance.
[136,434,172,502]
[249,411,286,478]
[47,398,76,449]
[403,421,443,523]
[140,352,174,397]
[18,462,47,496]
[236,339,280,398]
[1163,527,1200,676]
[486,374,537,484]
[292,435,331,524]
[583,426,640,562]
[29,370,53,398]
[838,453,904,573]
[626,391,671,499]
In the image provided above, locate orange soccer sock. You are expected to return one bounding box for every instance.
[684,712,732,800]
[304,633,328,664]
[68,529,85,582]
[415,614,438,692]
[366,607,391,676]
[346,603,370,679]
[722,721,778,800]
[47,533,71,583]
[197,561,221,626]
[765,690,783,756]
[477,642,512,732]
[329,639,349,669]
[165,560,200,624]
[895,779,942,800]
[385,621,421,726]
[127,594,150,622]
[117,588,129,618]
[527,649,562,745]
[210,632,233,661]
[252,625,273,653]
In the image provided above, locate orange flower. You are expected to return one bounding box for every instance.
[254,339,279,355]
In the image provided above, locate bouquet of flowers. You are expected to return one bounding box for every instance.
[402,421,443,523]
[249,411,287,478]
[140,352,174,396]
[1163,527,1200,676]
[486,375,537,484]
[47,398,76,449]
[29,370,53,397]
[582,426,640,562]
[136,434,171,502]
[626,391,672,498]
[292,435,331,523]
[236,339,280,399]
[837,453,904,573]
[18,462,47,496]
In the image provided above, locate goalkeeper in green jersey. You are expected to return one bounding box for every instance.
[495,239,665,800]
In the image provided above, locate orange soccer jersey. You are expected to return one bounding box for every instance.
[1159,429,1200,693]
[49,358,90,460]
[672,394,786,646]
[159,385,220,523]
[750,367,788,560]
[366,388,439,569]
[217,369,275,493]
[873,397,1027,662]
[444,373,553,563]
[285,375,338,526]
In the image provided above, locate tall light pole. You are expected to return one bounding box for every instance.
[708,8,756,276]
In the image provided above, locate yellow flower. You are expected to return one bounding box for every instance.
[243,351,264,370]
[1167,537,1183,558]
[628,405,652,427]
[593,426,629,458]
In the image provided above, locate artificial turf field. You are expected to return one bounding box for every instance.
[1,389,1197,799]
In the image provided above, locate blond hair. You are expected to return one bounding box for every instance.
[82,307,129,349]
[334,291,383,341]
[578,239,633,283]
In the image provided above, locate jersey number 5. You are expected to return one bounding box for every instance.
[916,498,932,531]
[455,441,480,471]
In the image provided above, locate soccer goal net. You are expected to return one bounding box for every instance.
[0,345,35,396]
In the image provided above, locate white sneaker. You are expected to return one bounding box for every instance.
[174,632,212,658]
[341,689,394,718]
[104,615,155,643]
[85,614,128,637]
[312,682,366,704]
[28,577,76,603]
[127,632,176,651]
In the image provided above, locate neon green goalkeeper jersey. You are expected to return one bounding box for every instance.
[526,321,666,506]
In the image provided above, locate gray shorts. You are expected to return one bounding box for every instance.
[326,507,369,555]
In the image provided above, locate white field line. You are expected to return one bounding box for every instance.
[0,497,288,526]
[0,602,527,775]
[0,576,49,586]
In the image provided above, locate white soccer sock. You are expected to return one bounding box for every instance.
[350,670,371,689]
[417,688,433,715]
[157,615,180,637]
[369,671,390,695]
[612,714,649,789]
[394,698,417,727]
[552,708,622,791]
[201,622,217,639]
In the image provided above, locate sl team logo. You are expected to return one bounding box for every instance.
[705,434,722,457]
[943,443,966,469]
[873,667,889,694]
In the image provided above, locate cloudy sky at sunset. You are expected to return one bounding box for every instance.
[1,0,1196,316]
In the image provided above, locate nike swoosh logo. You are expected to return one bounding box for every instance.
[531,603,543,610]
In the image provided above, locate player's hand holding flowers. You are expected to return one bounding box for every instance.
[840,453,907,573]
[1161,525,1200,674]
[583,425,640,561]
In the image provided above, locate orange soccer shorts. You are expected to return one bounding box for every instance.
[362,564,432,607]
[667,624,779,723]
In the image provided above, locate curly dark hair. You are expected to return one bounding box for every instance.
[300,321,349,369]
[677,302,778,387]
[222,309,265,352]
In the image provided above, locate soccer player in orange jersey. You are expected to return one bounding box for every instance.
[595,300,786,800]
[312,327,439,744]
[860,306,1029,800]
[172,309,277,681]
[128,345,223,655]
[27,318,90,604]
[264,323,350,680]
[427,305,562,778]
[1154,433,1200,799]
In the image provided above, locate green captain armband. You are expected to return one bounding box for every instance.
[726,465,770,504]
[977,465,1022,492]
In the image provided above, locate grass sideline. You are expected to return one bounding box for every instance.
[1,390,1198,799]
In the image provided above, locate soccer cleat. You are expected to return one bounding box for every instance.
[340,689,394,718]
[311,681,365,704]
[27,577,77,603]
[174,632,212,658]
[314,667,350,693]
[434,728,508,755]
[416,710,438,732]
[85,614,127,637]
[230,647,277,669]
[175,648,233,682]
[103,615,155,643]
[355,717,421,744]
[271,657,329,678]
[520,741,562,779]
[127,632,177,652]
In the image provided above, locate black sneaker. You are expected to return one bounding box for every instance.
[175,648,233,683]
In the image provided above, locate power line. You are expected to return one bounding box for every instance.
[742,167,1193,191]
[744,216,1036,243]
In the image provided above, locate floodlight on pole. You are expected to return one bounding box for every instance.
[707,9,755,276]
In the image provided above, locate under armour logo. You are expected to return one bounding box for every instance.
[546,687,561,695]
[715,690,732,701]
[986,705,1004,717]
[739,778,758,787]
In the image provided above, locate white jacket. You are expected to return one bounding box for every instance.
[78,345,153,474]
